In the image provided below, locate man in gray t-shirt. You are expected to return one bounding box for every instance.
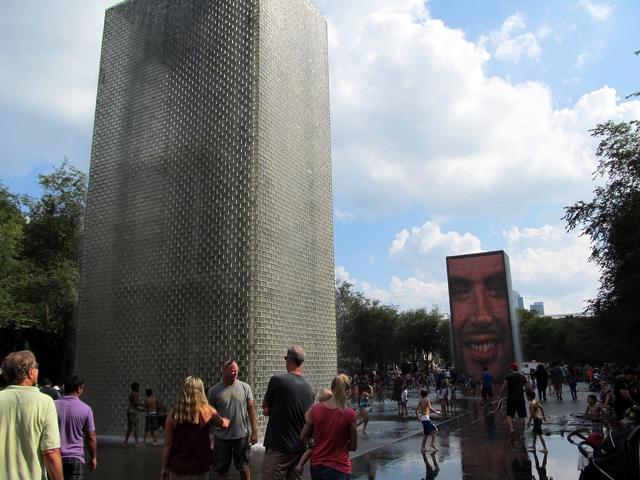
[208,360,258,480]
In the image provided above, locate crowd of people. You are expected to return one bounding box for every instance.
[2,347,639,480]
[0,346,359,480]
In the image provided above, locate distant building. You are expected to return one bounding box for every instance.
[513,290,525,310]
[530,301,545,315]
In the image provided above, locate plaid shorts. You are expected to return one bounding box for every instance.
[62,457,84,480]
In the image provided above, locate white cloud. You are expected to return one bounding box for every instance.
[390,221,482,258]
[579,0,613,22]
[334,266,447,310]
[323,1,640,218]
[359,221,481,310]
[335,266,391,303]
[388,276,449,310]
[389,229,410,254]
[340,219,599,314]
[480,13,542,63]
[335,208,356,221]
[575,52,588,69]
[335,265,352,283]
[503,224,600,314]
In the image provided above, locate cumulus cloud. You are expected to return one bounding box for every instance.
[342,220,599,314]
[335,266,447,310]
[579,0,613,22]
[480,13,542,63]
[335,266,391,303]
[336,221,480,310]
[389,221,482,259]
[503,224,600,314]
[321,0,640,218]
[388,276,449,310]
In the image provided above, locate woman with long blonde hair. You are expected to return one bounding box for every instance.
[161,376,229,480]
[300,374,358,479]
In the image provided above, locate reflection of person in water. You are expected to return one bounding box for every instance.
[421,451,440,480]
[484,411,497,441]
[533,450,548,480]
[447,252,515,383]
[510,443,532,480]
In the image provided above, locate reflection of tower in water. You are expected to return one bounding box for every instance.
[459,409,532,479]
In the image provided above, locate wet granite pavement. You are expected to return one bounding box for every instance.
[93,385,595,479]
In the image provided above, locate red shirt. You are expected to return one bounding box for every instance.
[310,403,356,473]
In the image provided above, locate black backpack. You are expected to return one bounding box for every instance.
[569,425,640,480]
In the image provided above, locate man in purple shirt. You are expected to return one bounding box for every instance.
[55,375,97,480]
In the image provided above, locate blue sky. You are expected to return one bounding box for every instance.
[2,0,639,314]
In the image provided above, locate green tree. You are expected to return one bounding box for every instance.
[0,184,30,330]
[335,281,451,371]
[564,120,640,362]
[396,307,447,367]
[335,281,366,371]
[351,302,399,370]
[1,161,87,380]
[18,161,88,335]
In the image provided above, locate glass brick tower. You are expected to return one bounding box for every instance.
[75,0,335,435]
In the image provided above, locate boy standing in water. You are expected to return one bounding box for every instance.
[416,389,441,451]
[527,391,548,452]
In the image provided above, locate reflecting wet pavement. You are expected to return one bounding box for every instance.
[93,385,595,479]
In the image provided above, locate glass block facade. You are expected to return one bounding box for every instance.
[75,0,335,436]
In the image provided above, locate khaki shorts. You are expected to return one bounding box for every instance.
[261,448,303,480]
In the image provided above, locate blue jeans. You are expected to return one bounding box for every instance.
[310,464,350,480]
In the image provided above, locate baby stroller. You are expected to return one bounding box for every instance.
[568,421,640,480]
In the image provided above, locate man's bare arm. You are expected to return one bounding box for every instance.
[87,431,97,470]
[247,399,258,444]
[42,448,63,480]
[300,409,313,444]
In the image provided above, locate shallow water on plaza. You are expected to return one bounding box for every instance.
[92,390,595,480]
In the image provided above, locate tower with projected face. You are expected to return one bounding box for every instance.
[446,251,520,383]
[75,0,335,435]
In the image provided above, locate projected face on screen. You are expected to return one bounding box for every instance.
[447,252,514,382]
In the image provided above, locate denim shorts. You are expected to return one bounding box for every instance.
[310,464,351,480]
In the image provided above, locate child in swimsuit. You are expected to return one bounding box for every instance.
[416,389,440,451]
[527,390,548,453]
